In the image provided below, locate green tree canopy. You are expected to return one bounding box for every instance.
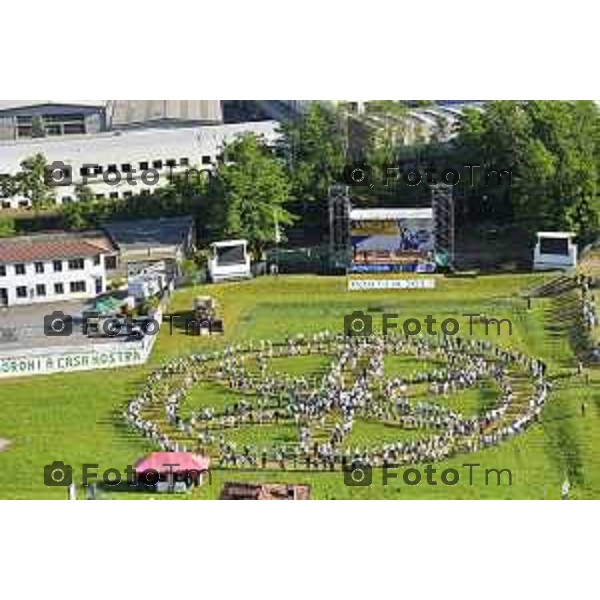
[278,102,346,204]
[456,100,600,240]
[14,153,55,212]
[217,133,293,257]
[0,217,16,238]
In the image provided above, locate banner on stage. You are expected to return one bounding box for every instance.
[349,208,436,273]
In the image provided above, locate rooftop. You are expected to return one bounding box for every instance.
[0,121,280,174]
[104,216,194,250]
[0,230,115,264]
[220,482,311,500]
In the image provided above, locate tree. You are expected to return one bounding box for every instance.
[61,184,99,230]
[217,133,293,257]
[455,101,600,240]
[0,174,19,200]
[14,154,55,212]
[74,183,96,204]
[364,100,409,117]
[180,258,199,285]
[0,217,16,238]
[31,116,46,138]
[279,102,346,204]
[61,201,87,230]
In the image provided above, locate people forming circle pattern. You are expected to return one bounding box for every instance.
[124,332,550,472]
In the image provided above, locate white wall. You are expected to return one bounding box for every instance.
[0,255,106,306]
[0,301,163,379]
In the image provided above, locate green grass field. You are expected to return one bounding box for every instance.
[0,273,597,499]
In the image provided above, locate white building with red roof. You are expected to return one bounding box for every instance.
[0,230,116,306]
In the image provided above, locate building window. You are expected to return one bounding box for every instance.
[152,160,163,170]
[1,201,10,209]
[95,194,105,200]
[36,284,46,297]
[123,191,133,199]
[68,258,85,270]
[202,155,212,165]
[16,286,27,298]
[53,260,62,272]
[109,192,119,199]
[79,166,90,177]
[121,163,132,173]
[64,123,85,135]
[107,164,118,173]
[54,282,64,295]
[94,165,103,175]
[93,255,101,266]
[139,161,149,171]
[180,157,189,167]
[35,262,44,274]
[15,264,26,275]
[104,255,117,270]
[0,265,5,276]
[70,281,86,293]
[62,196,73,204]
[165,159,176,168]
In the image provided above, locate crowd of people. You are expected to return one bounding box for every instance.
[578,275,597,331]
[122,330,550,471]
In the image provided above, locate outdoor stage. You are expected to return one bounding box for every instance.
[328,183,454,275]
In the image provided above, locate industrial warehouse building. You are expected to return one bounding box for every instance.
[0,100,279,209]
[0,100,223,140]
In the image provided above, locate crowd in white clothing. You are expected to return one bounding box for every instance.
[123,330,550,470]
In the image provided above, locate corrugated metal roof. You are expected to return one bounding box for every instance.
[104,216,194,250]
[0,100,106,111]
[107,100,222,127]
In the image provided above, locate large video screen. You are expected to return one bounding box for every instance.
[350,217,435,273]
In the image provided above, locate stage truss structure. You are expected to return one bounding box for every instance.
[328,184,352,271]
[431,183,455,268]
[328,183,455,272]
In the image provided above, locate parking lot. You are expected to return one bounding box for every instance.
[0,300,134,351]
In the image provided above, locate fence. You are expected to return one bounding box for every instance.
[266,246,342,274]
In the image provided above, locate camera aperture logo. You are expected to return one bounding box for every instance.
[44,461,73,486]
[44,311,73,337]
[44,161,73,187]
